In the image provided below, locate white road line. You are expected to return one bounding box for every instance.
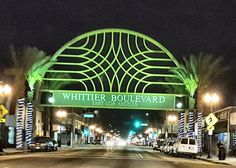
[103,148,116,156]
[133,148,144,159]
[138,153,144,158]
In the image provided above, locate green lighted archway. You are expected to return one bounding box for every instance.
[41,28,185,110]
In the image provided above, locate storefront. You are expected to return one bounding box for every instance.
[213,106,236,155]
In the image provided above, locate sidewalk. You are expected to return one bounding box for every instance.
[197,154,236,166]
[0,148,29,156]
[0,145,87,155]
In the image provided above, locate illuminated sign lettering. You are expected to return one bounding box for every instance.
[52,91,179,110]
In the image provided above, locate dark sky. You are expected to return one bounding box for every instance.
[1,1,236,61]
[0,0,236,137]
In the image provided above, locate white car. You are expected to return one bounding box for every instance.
[173,137,198,158]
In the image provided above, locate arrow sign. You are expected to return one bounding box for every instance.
[205,113,218,127]
[0,105,8,118]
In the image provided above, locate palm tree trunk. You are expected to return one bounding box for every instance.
[32,83,41,136]
[196,88,206,116]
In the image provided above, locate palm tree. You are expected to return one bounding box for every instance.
[194,53,228,113]
[3,45,49,118]
[169,56,198,110]
[170,57,198,99]
[4,45,48,99]
[26,56,53,102]
[169,53,227,114]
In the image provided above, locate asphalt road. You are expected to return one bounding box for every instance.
[0,146,233,168]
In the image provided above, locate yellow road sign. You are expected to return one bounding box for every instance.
[0,118,6,123]
[0,105,8,118]
[207,125,215,131]
[0,104,8,118]
[205,113,218,127]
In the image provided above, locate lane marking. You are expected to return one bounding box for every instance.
[138,153,143,158]
[103,148,116,157]
[133,148,144,159]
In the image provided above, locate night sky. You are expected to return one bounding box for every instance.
[0,0,236,137]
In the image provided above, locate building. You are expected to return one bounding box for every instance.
[212,106,236,155]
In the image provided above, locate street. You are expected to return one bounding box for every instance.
[0,146,233,168]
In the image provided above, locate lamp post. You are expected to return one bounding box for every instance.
[204,92,219,159]
[0,82,12,152]
[89,125,96,143]
[168,115,177,140]
[56,110,67,147]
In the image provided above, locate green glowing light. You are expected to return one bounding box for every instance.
[43,29,183,93]
[48,97,54,103]
[27,56,53,91]
[39,29,188,110]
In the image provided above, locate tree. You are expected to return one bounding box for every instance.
[3,45,50,118]
[194,53,228,113]
[4,45,48,99]
[26,56,53,102]
[170,56,198,98]
[169,53,227,114]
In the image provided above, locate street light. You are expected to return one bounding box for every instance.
[0,84,11,95]
[167,115,177,140]
[56,110,67,119]
[56,110,67,147]
[204,92,220,159]
[204,93,219,112]
[89,125,96,130]
[0,82,12,152]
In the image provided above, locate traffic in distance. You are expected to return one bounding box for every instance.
[27,135,199,160]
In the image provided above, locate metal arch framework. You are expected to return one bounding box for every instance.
[40,28,185,110]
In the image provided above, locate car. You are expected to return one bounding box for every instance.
[29,136,58,152]
[173,137,198,158]
[164,141,175,154]
[153,140,164,151]
[160,141,168,153]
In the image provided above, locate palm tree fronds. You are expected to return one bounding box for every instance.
[26,56,53,91]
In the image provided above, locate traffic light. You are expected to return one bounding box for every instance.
[175,96,187,110]
[134,120,141,128]
[40,91,54,104]
[129,130,135,136]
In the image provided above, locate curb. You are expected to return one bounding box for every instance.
[0,150,29,156]
[197,157,231,165]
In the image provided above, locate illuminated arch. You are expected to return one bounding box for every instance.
[42,28,183,93]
